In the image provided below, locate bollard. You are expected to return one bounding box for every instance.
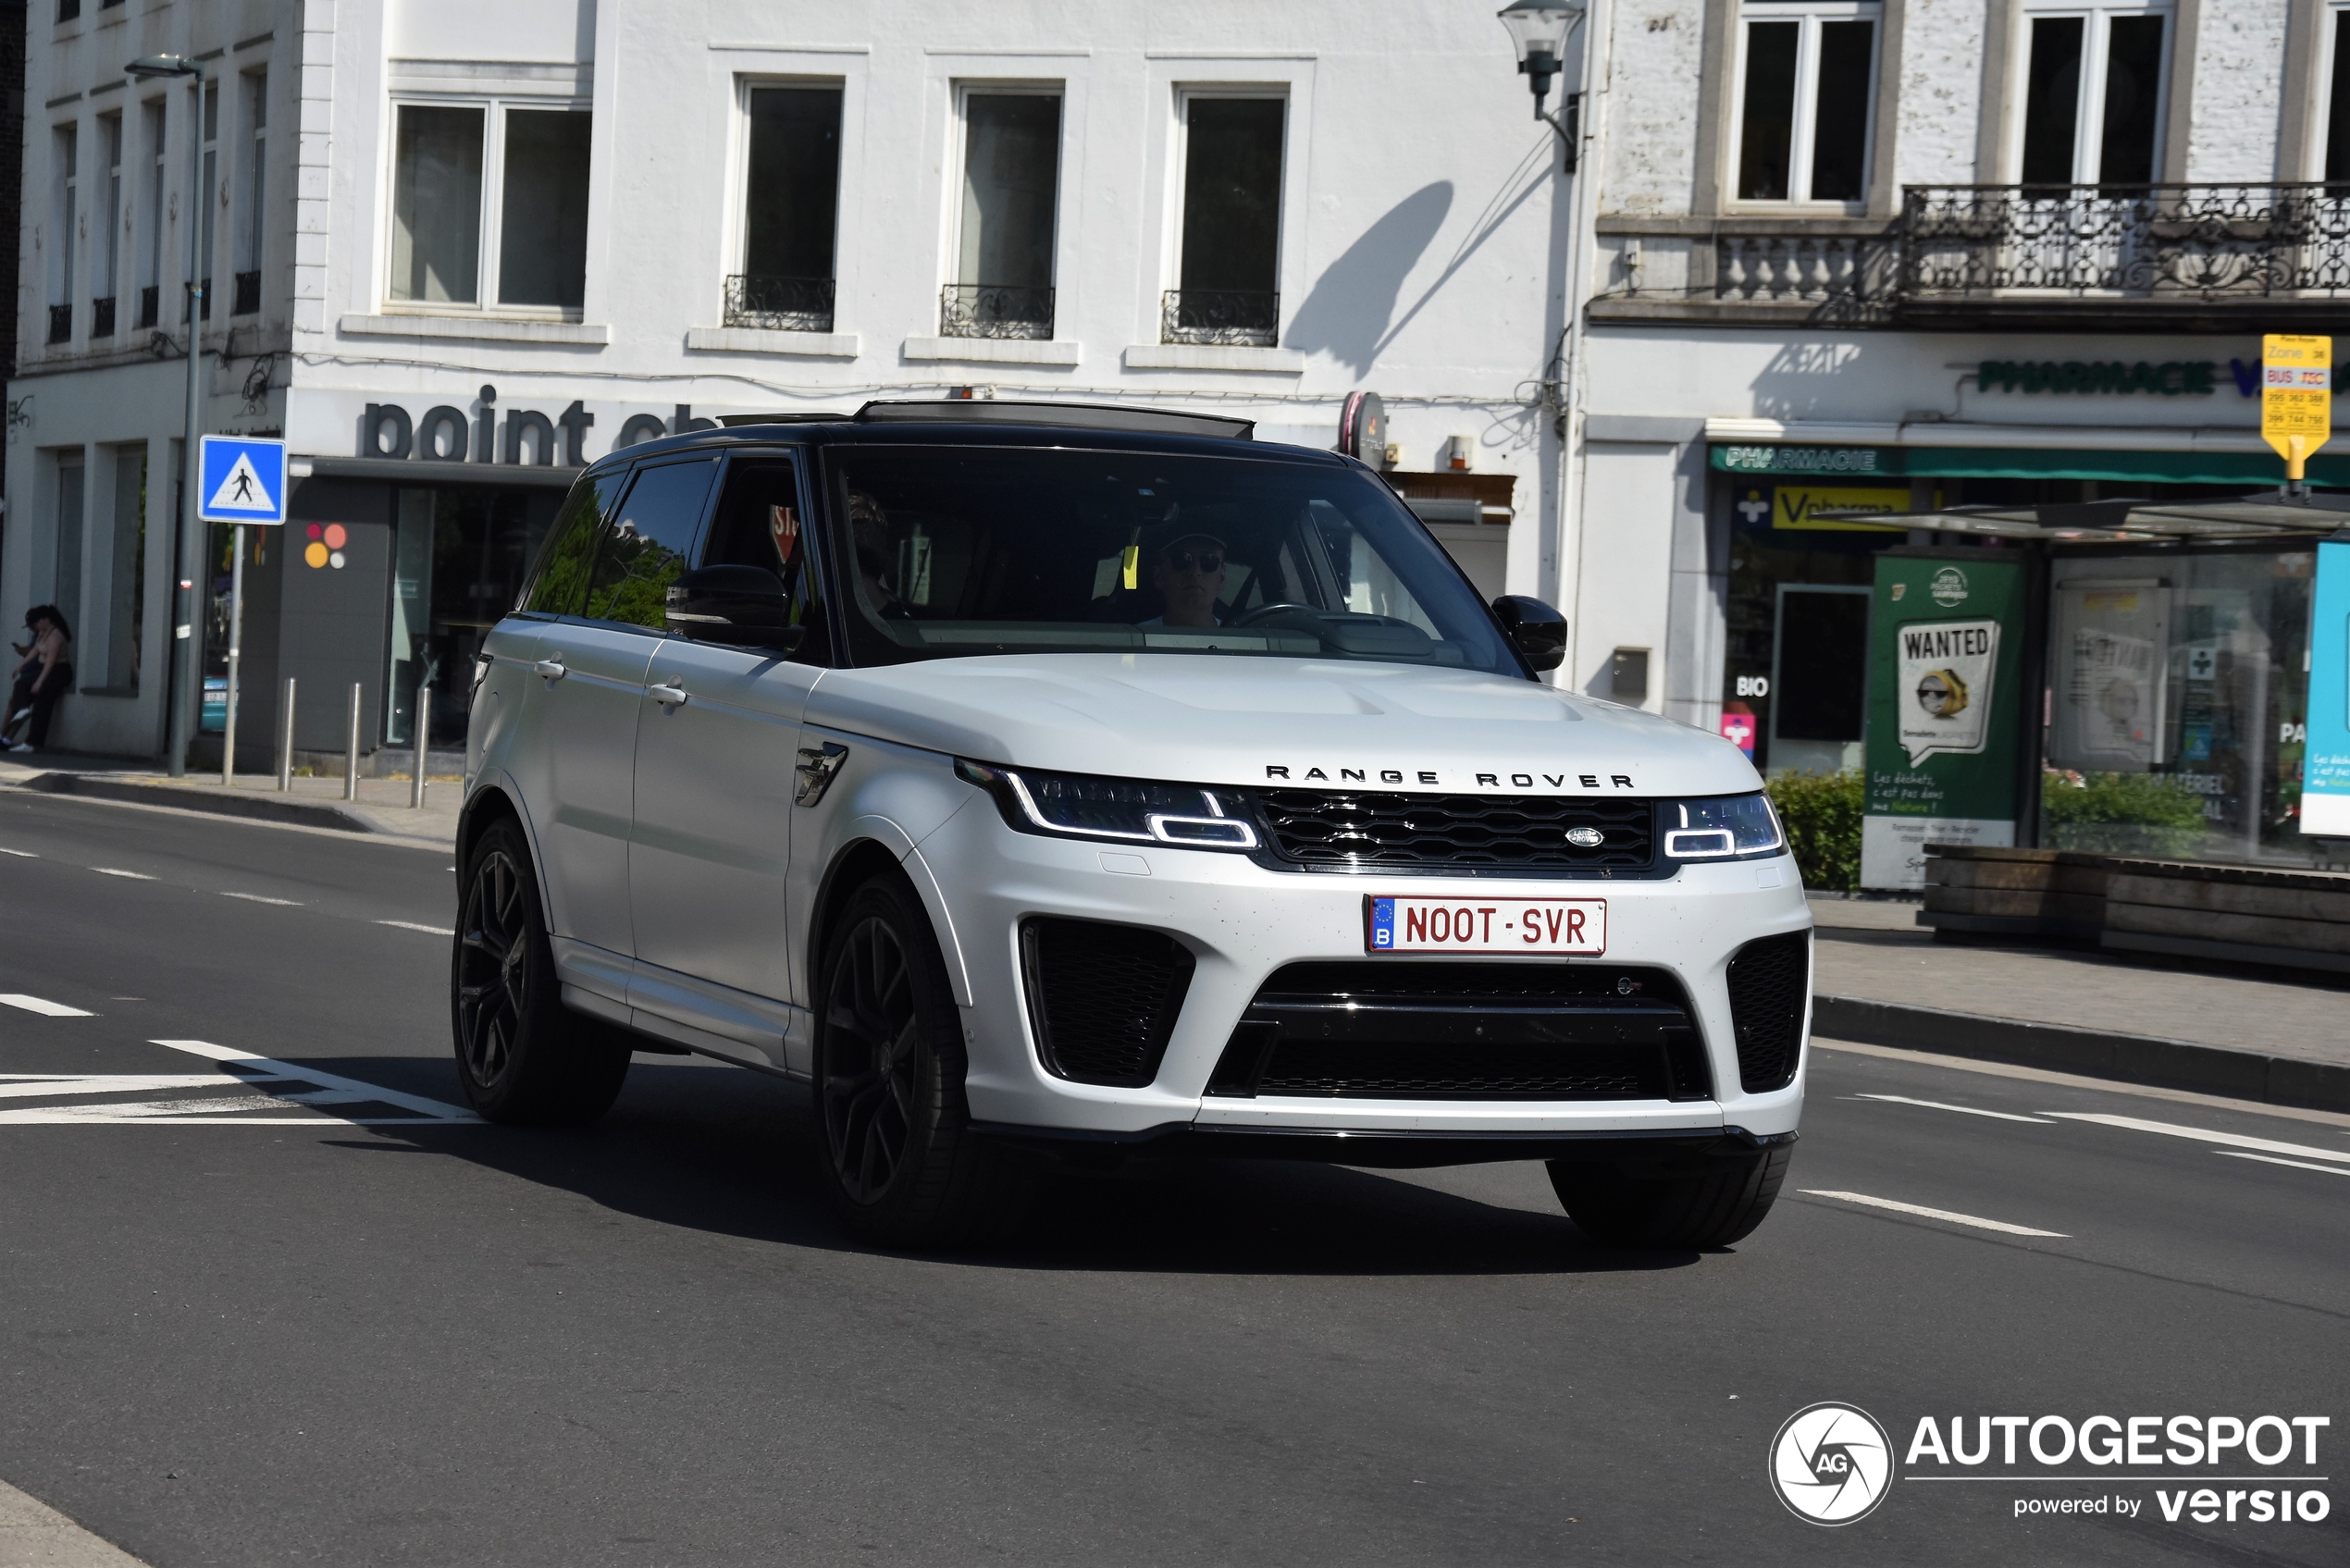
[278,677,296,792]
[411,688,432,809]
[344,682,361,802]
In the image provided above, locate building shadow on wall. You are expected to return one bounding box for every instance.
[1286,181,1455,377]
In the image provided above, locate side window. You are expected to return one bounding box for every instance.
[519,470,617,615]
[582,457,720,629]
[702,454,831,661]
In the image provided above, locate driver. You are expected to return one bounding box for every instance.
[1142,531,1227,628]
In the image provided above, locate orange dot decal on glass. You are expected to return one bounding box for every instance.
[303,541,329,569]
[323,524,348,549]
[307,523,323,540]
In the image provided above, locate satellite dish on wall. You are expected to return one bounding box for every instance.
[1338,390,1388,468]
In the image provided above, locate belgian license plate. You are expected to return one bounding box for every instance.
[1366,895,1606,956]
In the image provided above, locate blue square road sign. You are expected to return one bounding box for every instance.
[197,435,289,525]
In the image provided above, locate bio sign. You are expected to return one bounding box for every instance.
[1861,555,2030,890]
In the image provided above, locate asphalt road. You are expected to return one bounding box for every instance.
[0,791,2343,1567]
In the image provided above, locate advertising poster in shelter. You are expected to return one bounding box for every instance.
[1861,554,2030,890]
[2302,538,2350,836]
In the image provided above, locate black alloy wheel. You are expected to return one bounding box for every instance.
[811,870,1029,1246]
[450,818,631,1126]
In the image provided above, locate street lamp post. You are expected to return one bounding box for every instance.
[1498,0,1587,171]
[127,53,205,778]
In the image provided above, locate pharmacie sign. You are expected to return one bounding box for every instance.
[1975,358,2275,397]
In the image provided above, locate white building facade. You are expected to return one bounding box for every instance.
[11,0,1572,763]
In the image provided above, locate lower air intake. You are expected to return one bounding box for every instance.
[1725,932,1809,1093]
[1020,918,1195,1088]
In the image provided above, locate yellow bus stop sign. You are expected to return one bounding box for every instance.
[2262,334,2331,480]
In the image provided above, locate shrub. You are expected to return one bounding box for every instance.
[1766,769,1863,892]
[2038,770,2208,857]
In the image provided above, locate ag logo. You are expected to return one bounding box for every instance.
[1770,1402,1894,1525]
[1929,566,1970,606]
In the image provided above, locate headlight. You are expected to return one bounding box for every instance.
[955,760,1259,850]
[1663,792,1784,859]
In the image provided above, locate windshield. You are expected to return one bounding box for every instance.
[820,445,1521,674]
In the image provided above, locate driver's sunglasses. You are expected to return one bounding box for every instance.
[1166,549,1222,573]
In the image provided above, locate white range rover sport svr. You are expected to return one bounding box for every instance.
[457,401,1811,1248]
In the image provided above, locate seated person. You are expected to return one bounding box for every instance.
[1139,532,1228,628]
[847,489,909,617]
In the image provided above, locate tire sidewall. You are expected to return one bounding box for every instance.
[451,818,562,1119]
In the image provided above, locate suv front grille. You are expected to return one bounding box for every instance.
[1244,790,1654,874]
[1020,918,1195,1088]
[1726,932,1809,1093]
[1208,961,1711,1101]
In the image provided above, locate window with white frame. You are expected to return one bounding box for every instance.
[49,124,77,345]
[1730,1,1881,204]
[945,87,1061,339]
[139,98,164,328]
[2323,3,2350,180]
[2017,2,2171,185]
[94,112,120,338]
[232,68,265,316]
[729,81,843,332]
[388,99,592,312]
[1166,93,1284,347]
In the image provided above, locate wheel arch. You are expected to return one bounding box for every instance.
[806,834,974,1009]
[456,780,550,914]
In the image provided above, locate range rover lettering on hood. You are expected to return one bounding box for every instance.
[1265,766,1637,789]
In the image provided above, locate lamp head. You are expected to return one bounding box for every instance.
[1497,0,1584,113]
[125,54,199,79]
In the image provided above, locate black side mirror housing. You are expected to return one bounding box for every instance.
[666,565,807,653]
[1492,595,1568,673]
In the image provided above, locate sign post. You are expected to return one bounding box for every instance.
[196,436,289,785]
[2261,334,2331,488]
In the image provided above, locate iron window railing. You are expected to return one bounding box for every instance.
[1899,183,2350,302]
[940,283,1054,340]
[232,270,260,315]
[91,295,115,338]
[1160,289,1278,347]
[137,285,158,329]
[46,303,70,345]
[722,274,835,333]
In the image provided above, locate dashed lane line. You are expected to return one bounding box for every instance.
[0,846,35,857]
[2045,1112,2350,1167]
[222,891,303,906]
[90,868,156,880]
[0,1039,479,1126]
[1799,1190,2070,1238]
[0,994,93,1018]
[377,920,454,936]
[1849,1093,2055,1124]
[2220,1151,2350,1178]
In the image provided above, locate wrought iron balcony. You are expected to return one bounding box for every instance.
[1896,182,2350,328]
[723,274,835,333]
[91,295,115,339]
[232,270,261,316]
[137,285,158,329]
[940,283,1054,340]
[1161,289,1279,347]
[46,303,70,345]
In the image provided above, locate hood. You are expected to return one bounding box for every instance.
[804,655,1763,797]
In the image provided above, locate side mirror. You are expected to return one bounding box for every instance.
[1492,595,1567,673]
[667,565,807,653]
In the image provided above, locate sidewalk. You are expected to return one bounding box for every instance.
[0,754,458,849]
[1809,894,2350,1111]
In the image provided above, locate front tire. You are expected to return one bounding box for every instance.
[451,819,631,1126]
[813,870,1027,1247]
[1548,1142,1792,1249]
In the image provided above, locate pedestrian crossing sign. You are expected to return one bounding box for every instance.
[197,435,289,524]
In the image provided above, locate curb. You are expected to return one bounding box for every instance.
[20,772,377,833]
[1812,995,2350,1114]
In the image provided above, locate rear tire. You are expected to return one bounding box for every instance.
[451,819,631,1126]
[812,870,1028,1248]
[1548,1142,1792,1249]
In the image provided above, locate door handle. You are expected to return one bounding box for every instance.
[648,683,689,709]
[533,658,567,682]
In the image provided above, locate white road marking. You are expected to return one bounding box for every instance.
[1800,1190,2070,1238]
[377,920,454,936]
[1850,1093,2054,1124]
[0,1475,152,1566]
[0,1042,478,1126]
[0,994,93,1018]
[148,1039,476,1121]
[222,891,303,906]
[1812,1039,2350,1132]
[2219,1151,2350,1178]
[0,1075,273,1101]
[2045,1112,2350,1167]
[91,868,155,880]
[0,846,36,857]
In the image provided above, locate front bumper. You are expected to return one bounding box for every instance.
[912,803,1812,1146]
